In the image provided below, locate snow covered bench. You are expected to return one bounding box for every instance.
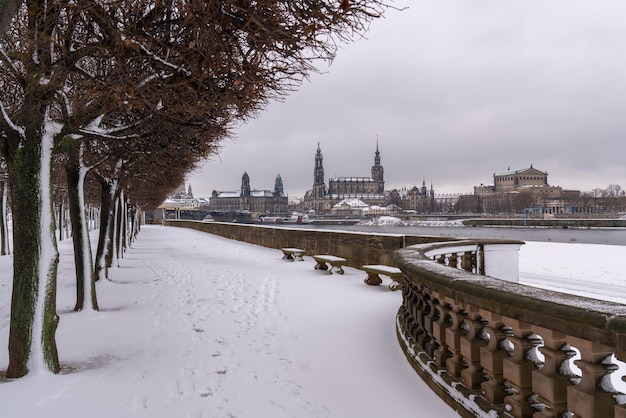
[281,247,306,261]
[361,265,404,291]
[312,255,347,275]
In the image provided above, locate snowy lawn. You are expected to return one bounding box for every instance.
[0,225,458,418]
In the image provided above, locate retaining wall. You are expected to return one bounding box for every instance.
[163,220,449,267]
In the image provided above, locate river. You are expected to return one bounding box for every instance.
[287,223,626,246]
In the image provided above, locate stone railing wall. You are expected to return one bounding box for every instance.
[394,241,626,418]
[163,220,449,268]
[420,240,524,283]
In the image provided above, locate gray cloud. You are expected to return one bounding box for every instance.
[189,0,626,198]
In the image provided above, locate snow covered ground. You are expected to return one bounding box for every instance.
[0,225,624,417]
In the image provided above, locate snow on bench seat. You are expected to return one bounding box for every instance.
[361,264,404,291]
[281,248,305,261]
[312,255,347,275]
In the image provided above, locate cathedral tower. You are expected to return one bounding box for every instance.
[313,143,326,199]
[241,172,251,197]
[371,141,384,193]
[274,174,284,197]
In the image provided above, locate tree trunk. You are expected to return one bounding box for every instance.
[94,177,119,281]
[1,177,9,256]
[5,117,61,377]
[105,188,120,272]
[66,142,98,311]
[119,192,127,259]
[57,200,64,242]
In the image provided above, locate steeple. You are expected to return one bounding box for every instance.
[313,142,326,200]
[371,140,384,183]
[241,171,251,197]
[374,138,381,166]
[314,142,325,186]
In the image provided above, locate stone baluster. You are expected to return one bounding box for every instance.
[445,300,465,378]
[400,283,416,341]
[417,293,434,355]
[405,283,419,324]
[432,296,451,368]
[565,337,617,418]
[407,286,424,342]
[500,319,535,417]
[423,297,440,357]
[460,250,475,272]
[460,306,488,390]
[530,326,571,418]
[448,252,458,269]
[479,312,509,404]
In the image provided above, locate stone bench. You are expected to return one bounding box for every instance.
[280,247,305,261]
[361,264,404,291]
[312,255,347,275]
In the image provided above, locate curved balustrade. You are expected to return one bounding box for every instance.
[394,240,626,418]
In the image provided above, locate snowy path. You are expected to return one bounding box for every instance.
[0,226,457,418]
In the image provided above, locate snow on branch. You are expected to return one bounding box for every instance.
[0,100,26,141]
[0,44,21,76]
[125,39,192,77]
[78,114,147,140]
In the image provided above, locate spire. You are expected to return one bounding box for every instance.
[371,139,384,184]
[373,139,381,168]
[314,142,324,185]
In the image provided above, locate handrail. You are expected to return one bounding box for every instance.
[394,240,626,418]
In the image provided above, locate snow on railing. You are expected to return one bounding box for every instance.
[394,240,626,418]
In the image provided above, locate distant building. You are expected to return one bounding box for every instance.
[209,172,288,215]
[156,183,209,221]
[303,142,441,214]
[303,142,387,214]
[472,165,580,214]
[389,181,436,213]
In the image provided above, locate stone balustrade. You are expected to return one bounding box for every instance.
[394,240,626,418]
[421,240,524,282]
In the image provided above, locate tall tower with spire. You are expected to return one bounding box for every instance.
[371,140,384,193]
[313,143,326,199]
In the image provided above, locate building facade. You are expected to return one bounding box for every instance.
[209,172,288,215]
[472,165,580,214]
[304,143,387,214]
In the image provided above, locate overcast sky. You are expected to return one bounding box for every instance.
[189,0,626,198]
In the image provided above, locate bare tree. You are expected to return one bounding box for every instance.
[0,0,391,377]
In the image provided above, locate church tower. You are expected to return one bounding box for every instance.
[241,172,251,197]
[313,143,326,199]
[274,174,284,197]
[371,141,384,193]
